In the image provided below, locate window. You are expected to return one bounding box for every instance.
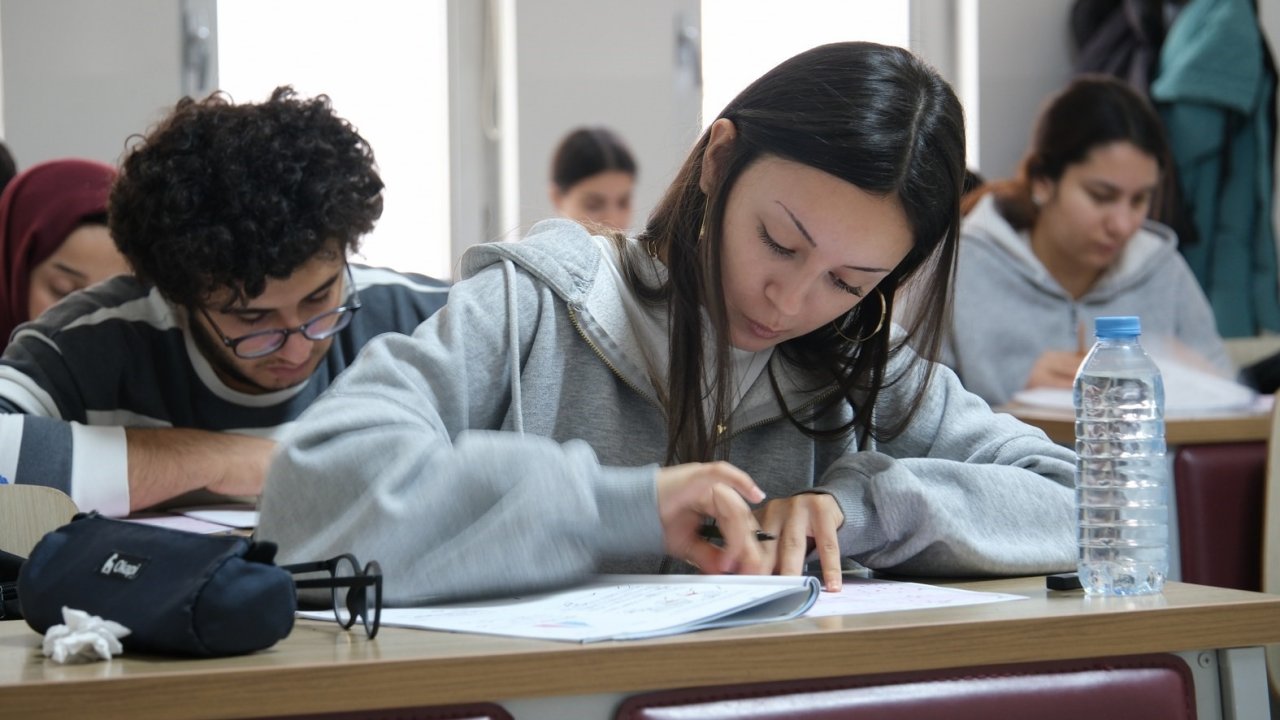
[700,1,910,125]
[217,0,451,279]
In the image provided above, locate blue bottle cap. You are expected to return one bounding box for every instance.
[1095,316,1141,338]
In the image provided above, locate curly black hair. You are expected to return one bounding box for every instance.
[109,86,383,307]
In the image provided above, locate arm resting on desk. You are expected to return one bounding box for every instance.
[125,428,273,512]
[811,354,1077,576]
[0,418,271,516]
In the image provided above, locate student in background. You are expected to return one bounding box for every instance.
[0,159,128,353]
[944,75,1232,407]
[260,42,1076,605]
[0,87,448,515]
[549,126,637,232]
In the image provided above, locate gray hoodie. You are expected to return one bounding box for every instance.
[946,195,1233,406]
[258,219,1076,605]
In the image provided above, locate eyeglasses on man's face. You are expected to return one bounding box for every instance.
[199,264,363,359]
[283,553,382,639]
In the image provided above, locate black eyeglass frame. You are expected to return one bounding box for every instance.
[283,553,382,639]
[0,581,16,620]
[199,264,363,359]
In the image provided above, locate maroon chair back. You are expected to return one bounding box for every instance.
[261,703,512,720]
[616,654,1195,720]
[1174,441,1267,591]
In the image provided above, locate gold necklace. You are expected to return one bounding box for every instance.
[716,350,766,436]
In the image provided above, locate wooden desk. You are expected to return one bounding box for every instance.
[0,578,1277,719]
[1001,403,1272,446]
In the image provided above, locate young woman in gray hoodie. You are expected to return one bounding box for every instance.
[258,42,1078,605]
[945,75,1233,407]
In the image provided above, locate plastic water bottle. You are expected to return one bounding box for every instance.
[1073,316,1168,596]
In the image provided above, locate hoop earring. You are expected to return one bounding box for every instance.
[832,289,887,344]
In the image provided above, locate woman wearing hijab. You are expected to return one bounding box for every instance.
[0,159,128,351]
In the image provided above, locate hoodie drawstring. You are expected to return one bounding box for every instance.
[502,258,524,434]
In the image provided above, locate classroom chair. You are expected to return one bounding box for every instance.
[614,654,1195,719]
[258,702,512,720]
[0,485,78,557]
[1175,441,1267,591]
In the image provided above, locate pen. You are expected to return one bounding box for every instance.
[698,524,776,542]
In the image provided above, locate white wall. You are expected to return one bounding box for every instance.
[0,0,187,168]
[961,0,1075,180]
[511,0,701,236]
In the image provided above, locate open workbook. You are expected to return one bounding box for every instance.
[299,574,1028,643]
[332,574,819,643]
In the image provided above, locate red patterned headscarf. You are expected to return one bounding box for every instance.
[0,159,117,348]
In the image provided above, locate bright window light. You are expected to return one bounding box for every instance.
[701,1,910,125]
[216,1,451,279]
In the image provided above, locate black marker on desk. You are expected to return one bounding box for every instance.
[1046,571,1082,591]
[698,524,776,543]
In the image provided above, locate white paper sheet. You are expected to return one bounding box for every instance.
[1012,357,1262,415]
[121,504,258,534]
[804,577,1025,617]
[123,514,235,534]
[177,506,259,529]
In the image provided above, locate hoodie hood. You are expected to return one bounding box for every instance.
[962,193,1180,303]
[460,218,846,435]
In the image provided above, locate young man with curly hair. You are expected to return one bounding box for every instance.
[0,87,448,515]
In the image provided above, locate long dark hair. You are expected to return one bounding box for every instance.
[964,74,1171,230]
[550,126,637,192]
[632,42,966,464]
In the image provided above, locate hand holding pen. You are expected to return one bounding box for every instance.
[1025,323,1089,391]
[698,524,776,543]
[655,461,770,575]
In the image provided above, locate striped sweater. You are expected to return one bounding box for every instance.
[0,264,448,515]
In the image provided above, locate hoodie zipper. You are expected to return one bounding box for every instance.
[566,305,665,414]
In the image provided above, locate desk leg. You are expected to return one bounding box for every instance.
[1219,647,1270,720]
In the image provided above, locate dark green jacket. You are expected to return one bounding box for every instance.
[1151,0,1280,337]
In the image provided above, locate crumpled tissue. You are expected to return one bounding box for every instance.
[42,606,131,664]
